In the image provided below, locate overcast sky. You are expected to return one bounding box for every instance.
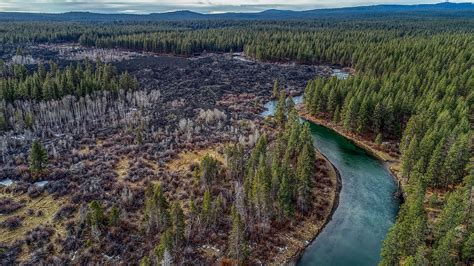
[0,0,467,14]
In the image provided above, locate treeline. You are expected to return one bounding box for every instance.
[137,94,317,263]
[78,20,474,62]
[2,18,472,45]
[0,59,139,103]
[79,29,248,55]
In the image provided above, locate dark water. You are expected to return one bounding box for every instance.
[262,96,400,266]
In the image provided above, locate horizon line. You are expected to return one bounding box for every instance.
[0,1,472,15]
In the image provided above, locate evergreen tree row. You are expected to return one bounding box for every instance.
[0,59,139,103]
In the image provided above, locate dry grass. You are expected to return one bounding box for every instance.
[78,146,90,155]
[142,158,160,175]
[0,192,67,245]
[116,157,130,179]
[167,147,224,172]
[96,139,104,147]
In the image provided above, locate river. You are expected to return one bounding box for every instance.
[262,96,400,266]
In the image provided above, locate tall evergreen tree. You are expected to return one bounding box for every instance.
[29,140,48,173]
[272,79,280,98]
[200,189,213,230]
[274,91,287,127]
[278,173,293,219]
[155,229,173,262]
[170,202,185,249]
[296,143,315,213]
[228,205,248,264]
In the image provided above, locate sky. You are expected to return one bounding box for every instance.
[0,0,467,14]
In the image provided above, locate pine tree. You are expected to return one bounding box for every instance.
[213,193,225,227]
[224,144,244,181]
[425,141,444,187]
[88,200,104,241]
[401,136,419,178]
[29,140,48,173]
[284,118,301,165]
[270,138,283,198]
[251,153,271,226]
[462,232,474,262]
[200,189,212,230]
[170,202,185,248]
[140,256,151,266]
[380,224,402,266]
[24,112,34,130]
[200,154,219,188]
[156,186,171,232]
[400,179,427,256]
[286,96,295,112]
[433,229,456,265]
[342,97,357,131]
[375,133,383,146]
[119,71,139,91]
[278,173,293,219]
[247,134,267,177]
[274,91,287,127]
[372,102,384,134]
[435,189,465,240]
[356,99,369,134]
[0,109,6,131]
[144,184,170,234]
[404,256,415,266]
[442,134,470,188]
[296,143,315,213]
[299,123,314,158]
[333,105,341,123]
[108,205,120,226]
[272,79,280,98]
[413,245,429,266]
[187,198,198,237]
[155,229,173,262]
[228,205,248,264]
[327,88,338,115]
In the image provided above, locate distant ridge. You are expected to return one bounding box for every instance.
[0,2,472,21]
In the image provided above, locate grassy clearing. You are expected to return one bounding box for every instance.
[167,146,224,172]
[0,192,66,245]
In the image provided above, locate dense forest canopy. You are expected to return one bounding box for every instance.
[0,7,472,265]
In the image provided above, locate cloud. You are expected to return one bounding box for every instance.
[0,0,459,13]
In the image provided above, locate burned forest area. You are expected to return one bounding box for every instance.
[0,43,339,264]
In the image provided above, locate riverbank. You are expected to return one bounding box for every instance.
[297,107,404,191]
[277,151,341,265]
